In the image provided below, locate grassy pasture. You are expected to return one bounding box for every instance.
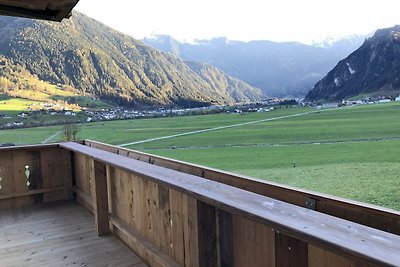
[0,102,399,210]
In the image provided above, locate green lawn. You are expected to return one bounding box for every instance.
[146,141,400,210]
[0,95,40,115]
[0,102,399,210]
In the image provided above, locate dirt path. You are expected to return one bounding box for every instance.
[42,130,62,144]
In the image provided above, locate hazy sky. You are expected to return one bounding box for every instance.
[75,0,400,44]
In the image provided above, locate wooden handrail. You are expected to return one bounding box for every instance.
[61,141,400,266]
[0,143,60,151]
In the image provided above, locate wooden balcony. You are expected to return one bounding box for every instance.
[0,141,399,267]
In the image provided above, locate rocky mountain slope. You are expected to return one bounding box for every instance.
[0,12,262,108]
[306,26,400,101]
[143,35,366,97]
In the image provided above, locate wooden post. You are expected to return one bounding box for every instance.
[92,160,110,236]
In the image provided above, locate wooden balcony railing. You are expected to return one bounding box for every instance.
[1,141,400,267]
[84,139,400,236]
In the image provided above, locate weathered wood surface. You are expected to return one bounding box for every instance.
[91,160,110,236]
[62,142,400,266]
[0,201,147,267]
[83,140,400,235]
[0,145,72,209]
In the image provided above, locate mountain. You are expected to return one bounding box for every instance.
[306,26,400,101]
[0,12,262,108]
[143,35,366,97]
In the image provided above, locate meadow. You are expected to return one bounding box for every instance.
[0,103,399,210]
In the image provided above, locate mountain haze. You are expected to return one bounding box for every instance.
[0,12,262,107]
[143,35,366,97]
[306,26,400,101]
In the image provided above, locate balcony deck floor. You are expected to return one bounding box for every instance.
[0,201,147,267]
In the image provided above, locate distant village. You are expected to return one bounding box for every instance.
[1,95,399,129]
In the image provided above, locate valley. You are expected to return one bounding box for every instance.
[1,102,399,210]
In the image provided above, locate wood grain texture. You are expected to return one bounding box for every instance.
[110,215,180,267]
[233,215,275,267]
[275,232,308,267]
[62,142,400,266]
[92,160,110,236]
[84,140,400,235]
[308,245,361,267]
[197,201,217,267]
[0,201,146,266]
[218,209,233,267]
[0,146,72,209]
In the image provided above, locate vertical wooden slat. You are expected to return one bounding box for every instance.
[0,152,15,209]
[106,165,114,232]
[218,209,233,267]
[275,232,308,267]
[60,149,73,200]
[197,200,217,267]
[29,150,43,203]
[13,151,32,207]
[158,185,172,255]
[170,189,185,265]
[91,160,110,236]
[41,148,65,202]
[183,195,199,267]
[131,173,143,232]
[233,215,275,267]
[148,181,160,247]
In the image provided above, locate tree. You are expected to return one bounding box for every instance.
[63,122,80,141]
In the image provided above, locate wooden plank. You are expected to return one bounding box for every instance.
[92,160,110,236]
[130,172,143,232]
[170,189,185,265]
[218,209,233,267]
[61,142,400,266]
[0,146,73,209]
[41,148,67,203]
[308,245,361,267]
[275,232,308,267]
[110,215,180,267]
[73,153,91,196]
[148,180,160,248]
[29,150,43,203]
[106,165,114,232]
[233,215,275,267]
[197,200,217,267]
[182,195,200,267]
[0,143,59,152]
[0,201,146,267]
[60,148,73,200]
[0,187,65,200]
[0,152,15,209]
[72,186,93,212]
[12,151,32,207]
[84,140,400,235]
[158,185,172,255]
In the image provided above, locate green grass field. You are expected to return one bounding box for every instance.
[0,103,399,210]
[0,94,40,115]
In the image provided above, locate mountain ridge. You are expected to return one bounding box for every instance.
[0,12,263,108]
[143,34,366,97]
[306,25,400,101]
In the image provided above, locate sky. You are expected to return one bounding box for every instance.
[75,0,400,44]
